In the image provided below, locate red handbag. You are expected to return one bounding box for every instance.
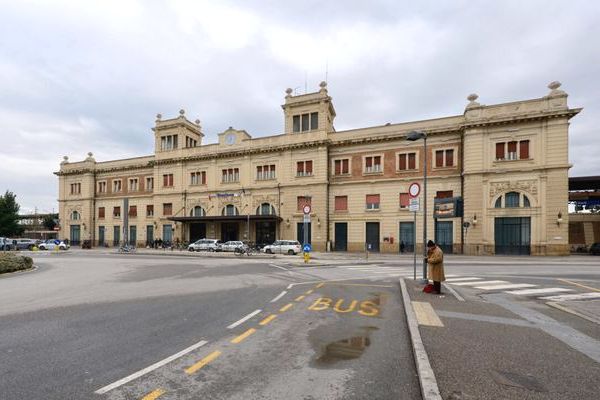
[423,284,434,293]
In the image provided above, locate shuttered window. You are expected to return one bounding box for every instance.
[163,203,172,216]
[398,153,407,170]
[113,207,121,217]
[520,140,529,159]
[435,150,444,167]
[496,143,505,160]
[408,153,416,169]
[399,193,409,208]
[297,196,311,211]
[334,196,348,211]
[129,206,137,217]
[436,190,453,199]
[146,205,154,217]
[163,174,173,187]
[446,149,454,166]
[98,207,105,219]
[366,194,380,210]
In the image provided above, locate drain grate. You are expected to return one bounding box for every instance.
[490,370,547,393]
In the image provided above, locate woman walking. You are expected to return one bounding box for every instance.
[426,240,445,294]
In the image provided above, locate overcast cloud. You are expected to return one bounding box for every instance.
[0,0,598,213]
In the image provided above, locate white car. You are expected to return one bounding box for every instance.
[188,239,222,252]
[38,240,70,251]
[219,241,246,252]
[262,240,301,255]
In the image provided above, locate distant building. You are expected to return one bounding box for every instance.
[17,213,59,240]
[55,81,579,255]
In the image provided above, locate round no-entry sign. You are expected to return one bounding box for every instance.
[409,182,421,198]
[303,205,311,215]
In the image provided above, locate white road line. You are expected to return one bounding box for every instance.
[445,277,482,282]
[444,274,460,278]
[270,291,288,303]
[451,280,508,286]
[474,283,537,290]
[540,292,600,301]
[506,287,573,296]
[94,339,208,394]
[286,284,294,289]
[442,283,465,302]
[226,309,262,329]
[269,264,289,271]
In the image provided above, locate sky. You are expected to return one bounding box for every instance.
[0,0,598,214]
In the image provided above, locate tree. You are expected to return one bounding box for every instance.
[42,215,57,231]
[0,191,24,237]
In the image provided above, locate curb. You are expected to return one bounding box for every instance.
[0,264,39,278]
[399,278,443,400]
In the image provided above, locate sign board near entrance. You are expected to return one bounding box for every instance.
[409,198,420,212]
[433,197,463,218]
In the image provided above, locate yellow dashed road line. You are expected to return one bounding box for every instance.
[259,314,277,326]
[141,388,165,400]
[231,328,256,344]
[279,303,294,312]
[316,282,325,288]
[305,289,314,295]
[295,295,306,301]
[185,350,222,374]
[557,278,600,292]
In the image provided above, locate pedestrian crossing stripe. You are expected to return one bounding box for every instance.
[506,288,573,296]
[539,292,600,301]
[451,280,508,286]
[445,277,482,282]
[474,283,537,291]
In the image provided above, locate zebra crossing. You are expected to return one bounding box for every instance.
[446,276,600,302]
[335,264,460,278]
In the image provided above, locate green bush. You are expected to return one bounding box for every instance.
[0,253,33,274]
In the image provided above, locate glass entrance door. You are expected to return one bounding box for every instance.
[399,222,415,253]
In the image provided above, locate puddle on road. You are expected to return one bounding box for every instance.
[315,327,379,365]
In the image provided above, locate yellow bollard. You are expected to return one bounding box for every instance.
[303,252,310,264]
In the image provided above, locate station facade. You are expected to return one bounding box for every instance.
[56,81,580,255]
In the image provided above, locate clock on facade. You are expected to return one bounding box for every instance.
[226,133,236,145]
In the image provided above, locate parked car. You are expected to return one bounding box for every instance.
[219,241,246,252]
[590,243,600,255]
[188,239,222,252]
[14,239,39,250]
[0,237,15,251]
[262,240,302,255]
[38,239,70,251]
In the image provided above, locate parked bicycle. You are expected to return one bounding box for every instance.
[118,244,136,253]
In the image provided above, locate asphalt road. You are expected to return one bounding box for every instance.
[0,252,421,400]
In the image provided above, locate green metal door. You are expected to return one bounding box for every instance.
[435,221,453,254]
[399,222,415,253]
[495,217,530,255]
[98,226,105,246]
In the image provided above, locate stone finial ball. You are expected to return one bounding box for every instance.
[319,81,327,88]
[179,109,185,115]
[87,152,93,157]
[195,119,200,125]
[548,81,561,90]
[467,93,479,102]
[63,156,69,161]
[156,113,162,120]
[285,88,293,95]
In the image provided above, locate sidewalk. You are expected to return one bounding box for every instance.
[401,278,600,399]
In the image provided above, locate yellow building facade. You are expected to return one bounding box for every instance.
[56,81,580,255]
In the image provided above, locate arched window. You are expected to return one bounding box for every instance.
[505,192,520,208]
[256,203,276,215]
[494,197,502,208]
[71,211,80,220]
[190,206,206,217]
[523,195,531,208]
[222,204,239,216]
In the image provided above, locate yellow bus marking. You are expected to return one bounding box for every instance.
[141,389,165,400]
[259,314,277,326]
[295,295,306,301]
[280,303,293,312]
[231,328,256,344]
[315,282,325,288]
[185,350,222,374]
[305,289,314,295]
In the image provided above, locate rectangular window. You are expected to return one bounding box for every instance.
[112,180,122,193]
[98,207,105,219]
[496,142,505,160]
[408,153,416,169]
[507,141,518,160]
[310,112,318,130]
[296,161,313,177]
[113,206,121,218]
[435,149,455,167]
[293,115,300,133]
[190,171,206,185]
[70,183,81,194]
[366,194,380,210]
[221,168,240,183]
[146,177,154,191]
[520,140,530,159]
[256,165,276,180]
[146,205,154,217]
[365,156,382,173]
[97,182,107,193]
[334,159,349,175]
[334,196,348,211]
[128,178,138,192]
[163,203,172,216]
[435,150,444,167]
[301,113,309,131]
[436,190,453,199]
[297,196,312,211]
[129,206,137,217]
[162,174,173,187]
[186,137,197,148]
[160,135,178,151]
[399,193,409,208]
[446,149,454,167]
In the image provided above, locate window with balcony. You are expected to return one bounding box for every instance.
[366,194,380,210]
[495,140,530,160]
[364,156,382,174]
[334,196,348,211]
[256,165,276,180]
[146,205,154,217]
[398,152,416,171]
[222,168,240,183]
[113,206,121,218]
[333,159,349,175]
[296,161,313,177]
[146,177,154,191]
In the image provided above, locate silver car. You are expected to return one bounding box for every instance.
[219,241,245,252]
[38,239,70,251]
[262,240,302,255]
[188,239,222,252]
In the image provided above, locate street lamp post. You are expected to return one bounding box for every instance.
[406,130,428,283]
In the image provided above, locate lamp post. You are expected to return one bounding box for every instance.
[406,130,428,283]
